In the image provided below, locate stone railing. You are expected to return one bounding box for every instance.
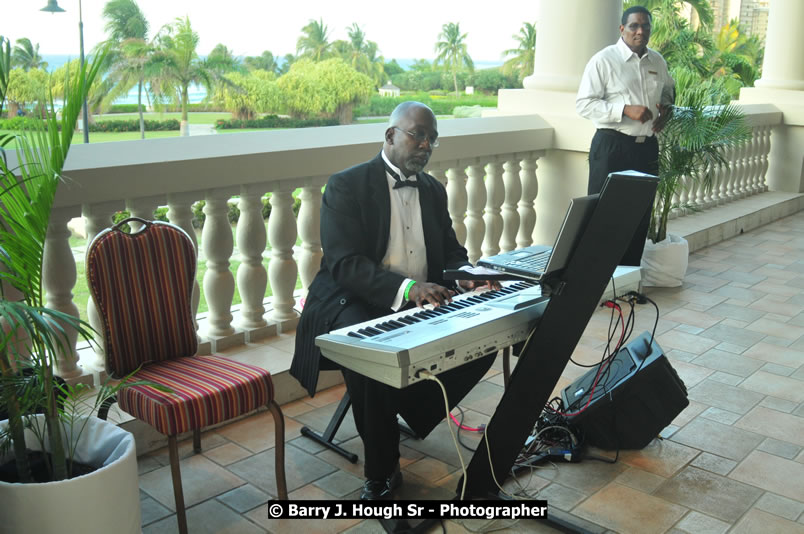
[668,104,781,218]
[29,105,782,384]
[43,115,552,383]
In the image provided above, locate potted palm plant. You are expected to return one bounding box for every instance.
[641,68,751,287]
[0,37,142,533]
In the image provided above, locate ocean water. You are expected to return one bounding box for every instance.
[42,55,503,106]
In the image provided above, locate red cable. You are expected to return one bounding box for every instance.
[449,412,485,432]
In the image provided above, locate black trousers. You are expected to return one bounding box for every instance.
[332,301,495,480]
[588,129,658,265]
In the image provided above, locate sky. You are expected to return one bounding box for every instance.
[6,0,540,63]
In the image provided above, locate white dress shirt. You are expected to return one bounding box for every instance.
[576,38,675,138]
[381,151,428,310]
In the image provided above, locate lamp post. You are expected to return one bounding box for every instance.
[41,0,89,144]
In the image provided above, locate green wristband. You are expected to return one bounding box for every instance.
[404,280,416,301]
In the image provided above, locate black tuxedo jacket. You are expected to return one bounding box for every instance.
[291,152,470,396]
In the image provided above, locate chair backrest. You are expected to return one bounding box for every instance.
[86,218,198,376]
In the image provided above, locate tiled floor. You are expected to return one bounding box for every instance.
[137,213,804,534]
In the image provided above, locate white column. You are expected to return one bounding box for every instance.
[82,201,120,370]
[202,191,235,337]
[43,207,82,379]
[167,193,201,333]
[446,164,468,246]
[268,189,299,322]
[464,162,486,264]
[500,157,522,253]
[297,182,324,297]
[754,0,804,91]
[524,0,621,90]
[517,155,539,249]
[481,160,504,259]
[236,187,268,329]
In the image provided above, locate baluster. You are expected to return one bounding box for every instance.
[751,127,763,194]
[43,207,82,380]
[82,201,120,370]
[481,159,504,259]
[298,182,324,297]
[236,187,268,329]
[500,157,521,253]
[725,146,738,202]
[464,162,486,264]
[516,154,538,249]
[202,191,235,337]
[429,166,448,188]
[745,128,758,196]
[446,164,468,246]
[167,193,201,334]
[758,125,770,192]
[268,189,299,323]
[126,195,161,232]
[735,140,748,197]
[671,178,684,219]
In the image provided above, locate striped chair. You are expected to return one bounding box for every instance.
[87,218,287,534]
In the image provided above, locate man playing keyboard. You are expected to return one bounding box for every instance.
[292,101,498,500]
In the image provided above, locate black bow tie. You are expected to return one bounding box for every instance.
[385,163,419,189]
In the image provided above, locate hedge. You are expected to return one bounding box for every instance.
[353,94,497,117]
[90,119,180,132]
[216,114,339,130]
[108,104,147,113]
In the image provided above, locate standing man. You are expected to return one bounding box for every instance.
[577,5,675,196]
[292,101,498,500]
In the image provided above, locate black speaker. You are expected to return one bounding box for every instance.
[560,331,688,450]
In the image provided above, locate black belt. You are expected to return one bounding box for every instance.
[597,129,653,144]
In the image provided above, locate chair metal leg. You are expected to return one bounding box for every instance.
[192,428,201,454]
[168,435,188,534]
[267,400,288,500]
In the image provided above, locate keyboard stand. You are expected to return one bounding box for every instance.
[300,392,422,464]
[301,347,516,463]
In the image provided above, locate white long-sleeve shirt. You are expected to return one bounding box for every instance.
[576,38,675,138]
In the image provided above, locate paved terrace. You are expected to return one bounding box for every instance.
[116,210,804,534]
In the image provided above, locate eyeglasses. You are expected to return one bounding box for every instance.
[394,127,439,148]
[625,23,651,31]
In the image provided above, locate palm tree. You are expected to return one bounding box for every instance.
[502,22,537,83]
[244,50,279,75]
[150,16,213,136]
[12,38,47,71]
[102,0,151,138]
[434,22,474,96]
[338,23,384,87]
[206,44,243,75]
[296,18,332,61]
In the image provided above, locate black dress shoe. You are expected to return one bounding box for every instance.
[360,464,403,500]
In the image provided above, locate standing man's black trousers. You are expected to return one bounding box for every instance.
[588,129,659,264]
[332,301,495,481]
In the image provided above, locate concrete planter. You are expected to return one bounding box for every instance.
[0,415,140,534]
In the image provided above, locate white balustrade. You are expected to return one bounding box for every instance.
[297,181,325,297]
[43,207,82,379]
[464,162,486,264]
[23,110,779,384]
[481,160,504,259]
[202,191,236,337]
[500,157,522,253]
[268,188,299,324]
[236,187,268,329]
[167,193,202,332]
[446,164,468,246]
[517,155,539,249]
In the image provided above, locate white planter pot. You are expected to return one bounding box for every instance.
[640,233,689,287]
[0,415,141,534]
